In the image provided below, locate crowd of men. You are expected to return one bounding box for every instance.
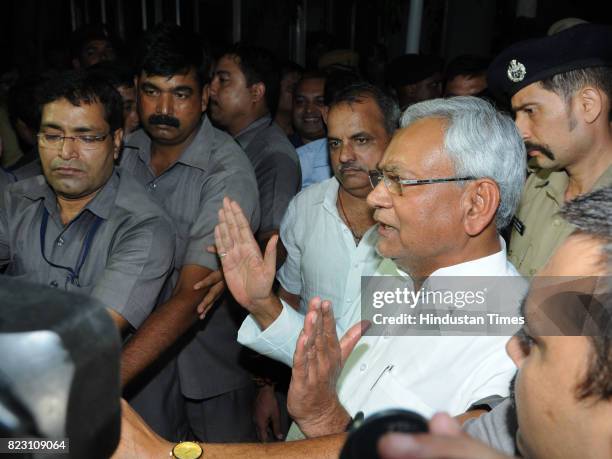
[1,18,611,459]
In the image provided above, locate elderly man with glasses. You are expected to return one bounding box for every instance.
[0,69,176,338]
[111,96,530,458]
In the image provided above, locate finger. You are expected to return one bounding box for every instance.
[230,199,258,244]
[223,198,243,247]
[262,234,279,274]
[292,328,310,379]
[256,420,269,443]
[315,300,334,380]
[193,270,223,291]
[206,245,217,254]
[429,413,463,436]
[271,410,284,440]
[216,210,233,254]
[378,432,507,459]
[339,320,369,364]
[197,280,225,316]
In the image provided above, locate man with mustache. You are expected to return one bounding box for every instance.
[487,23,612,277]
[236,81,393,366]
[120,24,261,442]
[0,70,175,338]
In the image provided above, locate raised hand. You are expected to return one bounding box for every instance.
[214,197,281,325]
[287,297,367,438]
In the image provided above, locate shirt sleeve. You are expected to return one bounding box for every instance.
[91,215,176,328]
[276,197,302,295]
[256,148,301,234]
[182,165,261,270]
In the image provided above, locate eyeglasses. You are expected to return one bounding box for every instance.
[368,170,476,196]
[37,132,111,151]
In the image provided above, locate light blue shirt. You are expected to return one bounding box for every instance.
[296,138,332,189]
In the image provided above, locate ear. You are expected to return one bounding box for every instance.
[321,106,330,126]
[201,84,210,113]
[112,128,124,161]
[577,86,603,124]
[72,58,81,69]
[461,179,500,236]
[250,82,266,104]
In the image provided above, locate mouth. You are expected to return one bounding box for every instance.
[53,166,84,176]
[302,116,321,123]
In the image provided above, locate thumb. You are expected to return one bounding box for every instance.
[263,234,279,273]
[340,320,369,364]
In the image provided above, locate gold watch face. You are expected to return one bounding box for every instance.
[172,441,203,459]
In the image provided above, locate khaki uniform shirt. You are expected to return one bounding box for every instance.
[508,165,612,276]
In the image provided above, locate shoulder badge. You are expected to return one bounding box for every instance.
[507,59,526,83]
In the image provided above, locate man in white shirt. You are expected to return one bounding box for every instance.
[217,96,526,433]
[111,97,528,457]
[275,82,398,317]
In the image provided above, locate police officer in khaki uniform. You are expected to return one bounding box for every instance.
[488,23,612,276]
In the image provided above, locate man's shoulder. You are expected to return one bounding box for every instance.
[292,177,335,207]
[250,122,299,162]
[207,124,256,173]
[3,175,46,202]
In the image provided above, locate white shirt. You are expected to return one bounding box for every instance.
[337,245,525,420]
[237,177,382,365]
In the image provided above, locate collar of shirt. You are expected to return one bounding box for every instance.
[21,169,119,221]
[388,236,516,282]
[234,114,272,149]
[124,115,215,173]
[534,164,612,206]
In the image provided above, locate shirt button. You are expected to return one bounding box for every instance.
[552,219,561,227]
[56,237,64,247]
[49,280,59,288]
[346,298,352,303]
[529,268,536,276]
[359,363,367,372]
[149,182,157,190]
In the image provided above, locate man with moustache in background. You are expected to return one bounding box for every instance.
[488,23,612,277]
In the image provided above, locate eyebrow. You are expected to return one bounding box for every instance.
[40,123,100,133]
[511,102,537,113]
[350,131,373,140]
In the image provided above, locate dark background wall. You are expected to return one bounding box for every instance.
[0,0,611,78]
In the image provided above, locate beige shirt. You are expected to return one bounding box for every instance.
[508,165,612,276]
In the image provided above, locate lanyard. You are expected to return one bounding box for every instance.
[39,207,103,287]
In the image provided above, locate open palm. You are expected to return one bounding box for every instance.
[214,197,277,311]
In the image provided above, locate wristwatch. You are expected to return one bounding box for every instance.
[170,441,203,459]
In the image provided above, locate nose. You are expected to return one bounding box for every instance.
[209,77,219,97]
[58,137,79,161]
[366,178,392,210]
[514,113,530,141]
[338,142,356,164]
[156,92,174,115]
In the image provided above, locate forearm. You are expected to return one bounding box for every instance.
[203,434,346,459]
[120,290,205,387]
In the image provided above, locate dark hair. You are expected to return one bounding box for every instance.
[89,61,136,89]
[540,66,612,121]
[323,68,362,106]
[223,44,280,115]
[7,76,43,129]
[70,24,117,59]
[445,55,490,81]
[36,69,124,133]
[330,81,399,135]
[561,185,612,400]
[280,60,305,79]
[138,23,210,87]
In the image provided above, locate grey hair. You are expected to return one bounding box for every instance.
[400,96,526,229]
